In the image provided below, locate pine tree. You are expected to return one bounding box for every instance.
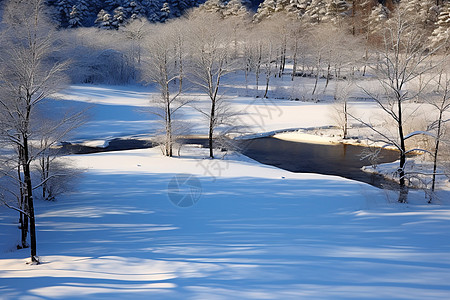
[95,9,113,28]
[398,0,435,28]
[253,0,277,22]
[200,0,226,14]
[304,0,327,24]
[56,0,73,27]
[324,0,350,24]
[105,0,122,11]
[367,3,388,37]
[112,6,126,28]
[160,2,170,21]
[224,0,250,18]
[68,5,82,27]
[286,0,311,19]
[123,1,147,19]
[144,0,164,22]
[74,0,91,26]
[274,0,290,13]
[430,2,450,48]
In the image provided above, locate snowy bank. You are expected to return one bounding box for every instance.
[1,147,450,299]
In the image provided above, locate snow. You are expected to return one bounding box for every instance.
[363,159,450,193]
[1,81,450,299]
[2,147,450,299]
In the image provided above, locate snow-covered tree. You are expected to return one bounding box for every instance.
[105,0,121,10]
[199,0,225,14]
[223,0,250,18]
[286,0,311,19]
[253,0,277,22]
[123,0,147,19]
[168,0,193,17]
[141,22,187,156]
[424,71,450,200]
[112,6,126,28]
[121,18,150,66]
[398,0,436,29]
[95,9,113,28]
[68,5,82,27]
[160,2,170,21]
[356,7,445,202]
[0,0,70,263]
[304,0,327,24]
[55,0,73,27]
[185,12,238,158]
[430,2,450,50]
[145,0,164,22]
[366,3,389,40]
[323,0,349,25]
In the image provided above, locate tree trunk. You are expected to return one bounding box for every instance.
[17,157,28,249]
[397,98,408,203]
[343,100,348,139]
[22,136,38,263]
[209,99,215,159]
[255,44,262,92]
[324,62,331,92]
[312,56,321,96]
[264,75,270,98]
[291,40,298,81]
[431,108,444,200]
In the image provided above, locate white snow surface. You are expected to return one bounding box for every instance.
[1,83,450,299]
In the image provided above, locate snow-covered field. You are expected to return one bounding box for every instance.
[1,80,450,299]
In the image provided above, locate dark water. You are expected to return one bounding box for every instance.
[62,135,401,189]
[239,137,400,189]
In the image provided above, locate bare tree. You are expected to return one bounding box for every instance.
[141,21,187,157]
[0,0,69,263]
[427,73,450,201]
[289,20,309,81]
[35,108,84,201]
[332,79,354,139]
[355,7,445,202]
[185,12,236,158]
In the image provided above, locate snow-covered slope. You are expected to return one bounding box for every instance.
[1,147,450,299]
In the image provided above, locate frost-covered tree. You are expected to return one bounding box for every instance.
[398,0,436,29]
[332,79,354,139]
[160,2,170,21]
[199,0,225,14]
[123,0,147,19]
[111,6,126,28]
[304,0,327,23]
[168,0,192,17]
[145,0,164,22]
[430,2,450,50]
[185,12,237,158]
[141,22,187,156]
[0,0,70,263]
[55,0,73,27]
[366,3,389,40]
[121,18,150,66]
[356,7,446,202]
[425,72,450,200]
[286,0,311,19]
[289,20,309,80]
[253,0,277,22]
[324,0,350,25]
[105,0,121,10]
[95,9,113,28]
[68,5,82,27]
[223,0,250,18]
